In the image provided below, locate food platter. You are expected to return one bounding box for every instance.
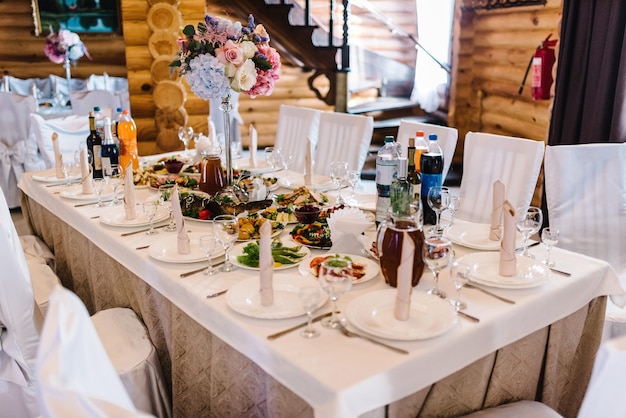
[298,253,380,284]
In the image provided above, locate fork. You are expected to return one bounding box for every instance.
[337,323,409,354]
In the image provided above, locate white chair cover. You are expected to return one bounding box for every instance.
[274,104,321,171]
[210,92,243,151]
[86,74,130,111]
[396,120,458,182]
[4,76,54,100]
[29,113,89,169]
[0,92,46,208]
[544,143,626,336]
[458,400,562,418]
[69,89,122,118]
[457,132,545,223]
[36,284,153,418]
[20,234,56,271]
[48,75,87,98]
[313,112,374,176]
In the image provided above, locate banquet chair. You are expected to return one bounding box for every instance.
[86,73,131,110]
[313,111,374,176]
[36,284,153,418]
[0,92,46,208]
[48,74,87,98]
[273,104,321,171]
[4,75,53,99]
[544,143,626,338]
[456,132,545,223]
[396,120,458,182]
[69,89,121,118]
[29,113,90,169]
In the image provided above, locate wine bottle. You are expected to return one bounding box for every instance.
[86,111,103,179]
[100,117,120,176]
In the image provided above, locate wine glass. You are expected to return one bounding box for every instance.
[449,260,471,310]
[105,164,123,206]
[92,178,106,208]
[62,160,75,187]
[299,286,322,338]
[213,215,239,272]
[318,256,352,329]
[329,161,349,205]
[264,146,284,170]
[516,206,543,258]
[178,126,194,156]
[158,184,176,232]
[347,170,360,205]
[541,227,559,267]
[423,236,453,299]
[427,186,451,237]
[199,234,220,276]
[447,195,461,228]
[142,201,159,235]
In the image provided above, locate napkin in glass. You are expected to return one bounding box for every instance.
[327,207,374,254]
[249,124,257,168]
[394,233,414,321]
[259,220,274,306]
[52,132,64,179]
[499,201,516,276]
[489,180,505,241]
[304,138,312,185]
[171,185,190,254]
[123,161,136,220]
[79,146,93,195]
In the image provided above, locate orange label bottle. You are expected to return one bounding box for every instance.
[117,109,139,171]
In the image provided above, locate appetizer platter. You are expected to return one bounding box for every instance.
[233,239,309,269]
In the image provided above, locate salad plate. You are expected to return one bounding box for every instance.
[231,240,310,270]
[445,222,523,251]
[60,185,115,201]
[278,173,334,192]
[232,159,276,174]
[100,206,168,227]
[33,173,81,184]
[149,232,225,264]
[298,253,380,284]
[458,252,548,289]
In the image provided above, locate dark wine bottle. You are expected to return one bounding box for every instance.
[100,117,120,176]
[86,111,103,179]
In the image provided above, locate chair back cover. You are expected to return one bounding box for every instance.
[86,74,130,110]
[396,120,458,182]
[30,113,90,169]
[457,132,545,223]
[314,112,374,176]
[0,188,40,417]
[48,75,87,98]
[36,285,152,418]
[274,104,321,171]
[69,89,122,118]
[4,76,53,100]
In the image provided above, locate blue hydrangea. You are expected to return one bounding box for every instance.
[185,54,231,100]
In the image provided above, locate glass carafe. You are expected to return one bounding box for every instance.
[376,204,425,288]
[199,146,225,196]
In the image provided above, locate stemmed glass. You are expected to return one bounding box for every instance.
[105,164,123,206]
[158,184,176,232]
[516,206,543,258]
[142,201,159,235]
[347,170,360,205]
[447,195,461,228]
[330,161,349,205]
[449,260,471,310]
[199,234,220,276]
[264,146,284,170]
[318,256,353,329]
[178,126,194,156]
[427,186,451,237]
[92,178,106,208]
[213,215,239,272]
[541,227,559,267]
[299,286,322,338]
[423,236,453,299]
[62,160,75,187]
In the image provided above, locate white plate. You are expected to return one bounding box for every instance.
[298,253,380,284]
[445,222,523,251]
[100,206,169,227]
[458,252,548,289]
[346,289,458,341]
[278,173,334,192]
[344,192,376,212]
[148,232,225,263]
[225,275,328,319]
[60,185,115,201]
[232,159,276,174]
[33,173,81,184]
[230,240,310,270]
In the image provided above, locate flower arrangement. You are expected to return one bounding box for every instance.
[44,27,90,65]
[170,14,281,100]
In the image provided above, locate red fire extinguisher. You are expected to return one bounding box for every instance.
[519,34,558,100]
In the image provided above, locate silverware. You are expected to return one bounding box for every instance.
[120,224,167,237]
[74,200,114,208]
[179,260,225,278]
[515,241,541,252]
[206,289,228,298]
[91,216,100,219]
[457,311,480,323]
[267,311,334,340]
[549,267,571,277]
[135,245,150,250]
[465,283,516,304]
[337,323,409,354]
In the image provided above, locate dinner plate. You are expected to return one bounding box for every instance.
[99,206,169,227]
[230,240,311,270]
[444,222,523,251]
[225,275,328,319]
[458,252,548,289]
[148,232,225,263]
[346,289,458,341]
[298,253,380,284]
[33,173,81,184]
[344,192,376,212]
[59,185,115,201]
[278,173,334,192]
[232,159,276,174]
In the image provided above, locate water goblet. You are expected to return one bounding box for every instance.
[330,161,349,205]
[427,186,451,237]
[423,236,453,299]
[318,256,353,329]
[299,286,322,338]
[346,170,360,204]
[516,206,543,258]
[62,160,75,187]
[106,164,123,206]
[448,195,461,228]
[158,184,176,232]
[449,260,471,310]
[541,227,559,267]
[142,201,159,235]
[92,178,106,208]
[213,215,239,272]
[199,234,220,276]
[264,147,284,170]
[178,126,194,156]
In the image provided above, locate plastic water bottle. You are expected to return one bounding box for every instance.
[100,117,120,175]
[112,107,123,155]
[93,106,105,139]
[375,135,399,224]
[420,134,444,226]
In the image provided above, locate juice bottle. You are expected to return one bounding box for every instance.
[117,109,139,171]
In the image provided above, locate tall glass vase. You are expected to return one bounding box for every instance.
[64,55,72,94]
[216,93,248,203]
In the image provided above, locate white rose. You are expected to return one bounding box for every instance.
[230,59,257,92]
[241,41,257,59]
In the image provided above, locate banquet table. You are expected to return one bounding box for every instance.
[18,162,625,418]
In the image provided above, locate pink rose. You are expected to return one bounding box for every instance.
[216,40,244,66]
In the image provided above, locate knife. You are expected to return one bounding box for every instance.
[120,224,167,237]
[74,200,113,208]
[549,267,571,277]
[457,311,480,323]
[267,311,334,340]
[515,241,541,252]
[179,260,225,278]
[465,283,516,304]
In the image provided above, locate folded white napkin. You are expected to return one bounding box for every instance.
[123,161,136,220]
[248,177,267,202]
[172,185,190,254]
[194,133,211,162]
[394,233,414,321]
[499,201,516,276]
[52,132,64,179]
[208,118,217,145]
[249,124,257,168]
[328,207,374,254]
[304,138,312,185]
[259,221,274,306]
[79,146,93,195]
[489,180,505,241]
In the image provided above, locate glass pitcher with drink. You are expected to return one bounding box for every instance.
[199,144,225,196]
